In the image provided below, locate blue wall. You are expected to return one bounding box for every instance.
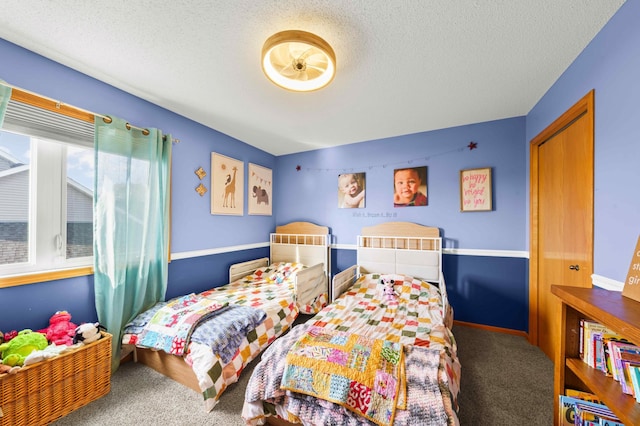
[274,117,527,249]
[2,0,639,334]
[0,38,276,331]
[526,0,640,283]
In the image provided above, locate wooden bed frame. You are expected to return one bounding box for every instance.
[130,221,331,395]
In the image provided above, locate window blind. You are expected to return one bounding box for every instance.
[3,99,93,148]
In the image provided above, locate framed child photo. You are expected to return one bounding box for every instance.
[337,172,366,208]
[211,152,244,215]
[460,167,492,212]
[248,163,272,215]
[393,166,427,207]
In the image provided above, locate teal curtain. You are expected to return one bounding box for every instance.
[93,116,171,372]
[0,81,12,126]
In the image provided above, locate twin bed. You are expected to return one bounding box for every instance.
[122,221,460,425]
[242,222,460,426]
[122,221,331,411]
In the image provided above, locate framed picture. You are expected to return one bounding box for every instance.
[211,153,244,215]
[338,172,366,208]
[460,167,492,212]
[393,166,427,207]
[248,163,272,215]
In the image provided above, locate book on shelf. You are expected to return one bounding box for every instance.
[615,345,640,395]
[559,394,621,426]
[581,320,618,368]
[573,399,621,425]
[601,335,631,376]
[565,389,602,404]
[599,419,624,426]
[629,364,640,403]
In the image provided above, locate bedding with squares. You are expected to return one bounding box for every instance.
[242,273,460,425]
[122,261,326,411]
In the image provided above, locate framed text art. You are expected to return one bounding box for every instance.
[460,167,492,212]
[211,153,244,215]
[248,163,272,215]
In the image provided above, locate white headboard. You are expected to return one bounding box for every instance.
[357,222,441,283]
[270,221,331,278]
[332,222,450,325]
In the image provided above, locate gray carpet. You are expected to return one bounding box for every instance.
[454,324,554,425]
[52,324,553,425]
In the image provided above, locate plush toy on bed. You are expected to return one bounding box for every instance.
[380,276,399,302]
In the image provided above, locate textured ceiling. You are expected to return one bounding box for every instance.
[0,1,626,155]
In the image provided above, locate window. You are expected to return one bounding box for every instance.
[0,90,94,282]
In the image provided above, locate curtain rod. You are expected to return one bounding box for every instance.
[0,80,180,143]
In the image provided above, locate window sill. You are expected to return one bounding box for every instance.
[0,266,94,288]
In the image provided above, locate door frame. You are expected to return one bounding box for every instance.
[528,90,595,346]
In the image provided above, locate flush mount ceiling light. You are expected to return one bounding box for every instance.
[262,30,336,92]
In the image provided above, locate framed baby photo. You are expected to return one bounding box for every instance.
[248,163,272,215]
[460,167,492,212]
[393,166,427,207]
[337,172,366,208]
[211,152,244,215]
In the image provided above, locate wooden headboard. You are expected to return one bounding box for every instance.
[270,221,330,276]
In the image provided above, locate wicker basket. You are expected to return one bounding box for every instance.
[0,332,112,426]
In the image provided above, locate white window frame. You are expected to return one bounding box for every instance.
[0,89,95,286]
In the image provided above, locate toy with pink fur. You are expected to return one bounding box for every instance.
[38,311,77,346]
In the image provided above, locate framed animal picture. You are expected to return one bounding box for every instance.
[211,152,244,215]
[248,163,272,215]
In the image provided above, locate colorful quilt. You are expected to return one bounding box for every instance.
[123,262,318,411]
[201,262,327,314]
[136,293,228,356]
[281,325,406,426]
[242,273,461,425]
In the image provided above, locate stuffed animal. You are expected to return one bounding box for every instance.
[39,311,77,346]
[0,363,20,375]
[23,343,73,366]
[380,276,398,302]
[0,329,48,367]
[73,322,105,345]
[3,330,17,342]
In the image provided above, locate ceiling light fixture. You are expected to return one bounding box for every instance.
[262,30,336,92]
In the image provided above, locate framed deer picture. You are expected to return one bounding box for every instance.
[211,153,244,215]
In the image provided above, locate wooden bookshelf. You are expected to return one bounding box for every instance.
[552,285,640,425]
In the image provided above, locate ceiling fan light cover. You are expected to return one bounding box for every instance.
[262,30,336,92]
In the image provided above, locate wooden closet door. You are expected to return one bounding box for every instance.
[530,91,594,361]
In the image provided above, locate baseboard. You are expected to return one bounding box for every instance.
[453,320,528,339]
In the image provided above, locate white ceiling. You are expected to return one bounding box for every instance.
[0,1,626,156]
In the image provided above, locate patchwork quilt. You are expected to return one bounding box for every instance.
[242,273,461,425]
[122,262,324,411]
[135,294,229,356]
[281,325,406,426]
